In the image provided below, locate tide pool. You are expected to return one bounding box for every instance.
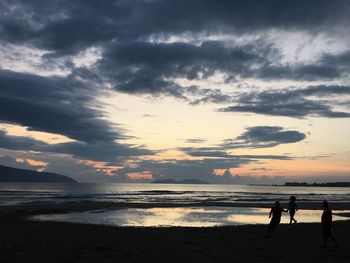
[30,206,350,227]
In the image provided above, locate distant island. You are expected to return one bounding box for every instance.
[0,165,78,183]
[153,178,210,184]
[284,182,350,187]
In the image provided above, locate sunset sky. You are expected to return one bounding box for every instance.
[0,0,350,183]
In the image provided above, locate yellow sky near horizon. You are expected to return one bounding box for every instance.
[2,88,350,180]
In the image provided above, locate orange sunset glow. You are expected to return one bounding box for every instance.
[0,0,349,184]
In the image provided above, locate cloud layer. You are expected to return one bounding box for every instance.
[0,1,349,182]
[180,126,305,158]
[221,86,350,118]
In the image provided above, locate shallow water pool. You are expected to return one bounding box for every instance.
[30,206,350,227]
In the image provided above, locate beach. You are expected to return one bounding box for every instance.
[1,201,349,263]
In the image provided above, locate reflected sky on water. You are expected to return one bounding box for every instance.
[30,207,350,227]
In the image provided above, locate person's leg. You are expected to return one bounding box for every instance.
[265,224,273,237]
[291,211,297,223]
[323,235,328,248]
[331,236,338,247]
[270,224,276,234]
[330,231,338,247]
[265,221,276,237]
[322,228,331,248]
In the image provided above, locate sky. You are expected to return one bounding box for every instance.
[0,0,350,184]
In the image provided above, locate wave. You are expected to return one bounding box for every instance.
[1,184,350,206]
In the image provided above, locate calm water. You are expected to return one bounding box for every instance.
[31,207,350,227]
[1,182,350,206]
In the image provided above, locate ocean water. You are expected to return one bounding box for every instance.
[1,182,350,206]
[2,183,350,227]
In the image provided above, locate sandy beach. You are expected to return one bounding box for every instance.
[1,201,349,263]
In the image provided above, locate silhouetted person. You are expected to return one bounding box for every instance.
[321,201,338,248]
[265,201,287,238]
[287,195,298,226]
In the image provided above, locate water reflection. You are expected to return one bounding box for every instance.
[31,207,350,227]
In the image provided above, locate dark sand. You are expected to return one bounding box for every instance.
[1,201,349,263]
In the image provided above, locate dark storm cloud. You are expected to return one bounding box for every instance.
[48,141,151,162]
[1,0,349,54]
[1,1,348,97]
[0,0,349,102]
[99,41,350,96]
[188,87,233,105]
[255,50,350,81]
[221,86,350,118]
[0,70,121,143]
[100,39,350,97]
[0,69,153,161]
[257,64,341,81]
[0,130,151,162]
[0,130,47,150]
[180,147,293,160]
[179,125,304,158]
[223,126,306,149]
[0,0,131,55]
[320,51,350,68]
[98,41,264,97]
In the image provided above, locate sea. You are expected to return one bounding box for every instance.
[1,182,350,206]
[1,183,350,227]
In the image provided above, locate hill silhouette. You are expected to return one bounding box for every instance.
[153,178,209,184]
[0,165,77,183]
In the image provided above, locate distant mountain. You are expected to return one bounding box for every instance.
[153,178,209,184]
[180,179,210,184]
[0,165,78,183]
[284,182,350,187]
[152,179,178,184]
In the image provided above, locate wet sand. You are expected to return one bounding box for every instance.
[1,201,349,263]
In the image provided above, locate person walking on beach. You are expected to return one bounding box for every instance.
[265,201,287,238]
[287,196,298,226]
[321,201,338,248]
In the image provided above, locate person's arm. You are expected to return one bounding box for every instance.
[269,208,273,218]
[295,203,298,211]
